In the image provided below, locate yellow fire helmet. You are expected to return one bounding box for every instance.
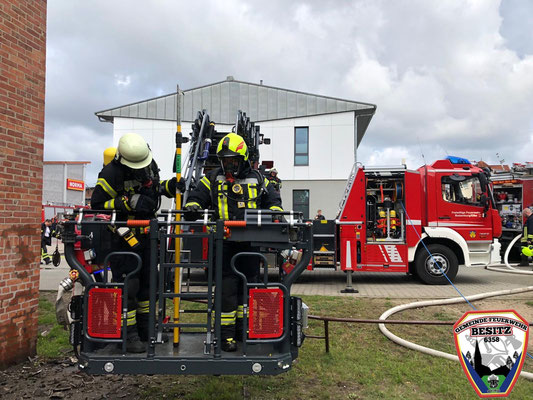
[103,147,117,166]
[216,133,248,161]
[522,245,533,258]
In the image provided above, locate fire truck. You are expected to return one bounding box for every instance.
[311,156,502,285]
[490,163,533,260]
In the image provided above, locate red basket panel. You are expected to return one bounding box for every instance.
[87,288,122,338]
[248,288,284,339]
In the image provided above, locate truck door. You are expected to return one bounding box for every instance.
[437,173,492,241]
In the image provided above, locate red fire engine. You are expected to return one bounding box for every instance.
[490,163,533,260]
[311,156,502,285]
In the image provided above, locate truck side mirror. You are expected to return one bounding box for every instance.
[478,172,489,193]
[480,194,489,213]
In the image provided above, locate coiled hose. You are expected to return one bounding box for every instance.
[378,234,533,380]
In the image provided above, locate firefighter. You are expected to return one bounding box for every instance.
[266,168,282,193]
[183,133,283,352]
[519,207,533,266]
[91,133,183,352]
[40,219,53,265]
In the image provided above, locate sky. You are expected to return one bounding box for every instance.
[44,0,533,186]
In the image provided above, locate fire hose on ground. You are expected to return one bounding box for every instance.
[309,234,533,380]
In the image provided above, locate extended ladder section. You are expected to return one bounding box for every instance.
[62,209,312,376]
[336,163,359,219]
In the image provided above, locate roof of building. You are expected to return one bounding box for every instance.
[95,77,376,126]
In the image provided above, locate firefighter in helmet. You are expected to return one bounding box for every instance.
[184,132,283,352]
[91,133,184,352]
[266,167,282,193]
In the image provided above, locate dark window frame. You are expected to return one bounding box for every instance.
[441,175,483,206]
[293,189,310,219]
[294,126,309,166]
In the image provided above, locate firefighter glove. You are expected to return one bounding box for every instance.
[183,203,201,221]
[185,203,201,212]
[169,177,186,193]
[129,194,156,213]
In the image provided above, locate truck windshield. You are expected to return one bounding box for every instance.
[441,175,483,206]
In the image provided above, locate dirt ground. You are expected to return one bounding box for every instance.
[0,291,145,400]
[1,294,531,399]
[0,356,144,400]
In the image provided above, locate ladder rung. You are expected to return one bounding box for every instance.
[163,233,211,239]
[163,323,209,329]
[163,292,209,299]
[160,263,209,269]
[181,309,210,314]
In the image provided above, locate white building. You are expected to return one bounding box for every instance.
[96,77,376,219]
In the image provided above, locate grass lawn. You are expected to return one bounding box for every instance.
[37,293,533,399]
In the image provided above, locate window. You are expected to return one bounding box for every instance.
[293,190,309,219]
[441,175,483,205]
[294,127,309,166]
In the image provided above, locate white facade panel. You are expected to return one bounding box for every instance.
[114,118,235,179]
[114,111,355,182]
[256,111,355,181]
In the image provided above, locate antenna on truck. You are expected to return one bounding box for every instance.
[417,137,426,165]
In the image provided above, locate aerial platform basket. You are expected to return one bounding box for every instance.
[61,209,312,376]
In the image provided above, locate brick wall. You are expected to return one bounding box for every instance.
[0,0,47,368]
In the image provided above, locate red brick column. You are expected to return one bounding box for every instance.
[0,0,47,368]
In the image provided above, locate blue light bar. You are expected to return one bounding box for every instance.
[445,156,471,165]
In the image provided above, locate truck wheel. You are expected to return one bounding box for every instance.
[415,244,458,285]
[408,262,417,277]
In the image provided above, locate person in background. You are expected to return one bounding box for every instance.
[40,219,52,265]
[315,209,325,220]
[103,147,117,166]
[519,207,533,266]
[266,168,282,193]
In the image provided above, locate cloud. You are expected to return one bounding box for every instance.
[44,0,533,185]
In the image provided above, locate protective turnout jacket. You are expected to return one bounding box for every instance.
[41,223,52,246]
[266,175,282,192]
[91,159,175,219]
[185,166,283,220]
[521,214,533,245]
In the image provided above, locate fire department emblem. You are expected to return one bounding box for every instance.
[453,310,529,397]
[469,231,477,238]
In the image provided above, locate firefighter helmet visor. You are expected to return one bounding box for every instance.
[220,157,241,176]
